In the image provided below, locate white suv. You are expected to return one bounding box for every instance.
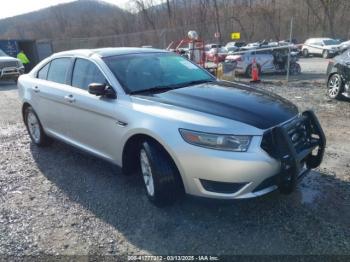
[0,49,24,81]
[302,38,341,58]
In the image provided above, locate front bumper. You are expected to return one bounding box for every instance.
[173,111,325,199]
[0,67,24,79]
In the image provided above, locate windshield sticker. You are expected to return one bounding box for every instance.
[179,60,198,70]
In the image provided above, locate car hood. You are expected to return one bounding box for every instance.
[134,81,298,130]
[325,45,340,50]
[0,56,19,62]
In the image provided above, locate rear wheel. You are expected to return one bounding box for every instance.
[24,106,53,146]
[327,74,343,99]
[139,140,183,207]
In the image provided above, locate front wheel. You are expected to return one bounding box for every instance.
[139,140,183,207]
[327,74,343,99]
[24,106,53,146]
[302,49,309,57]
[322,50,329,59]
[289,63,301,75]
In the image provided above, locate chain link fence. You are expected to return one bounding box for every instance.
[52,28,188,52]
[50,24,329,85]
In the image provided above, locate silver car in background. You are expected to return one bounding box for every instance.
[302,38,341,58]
[0,48,24,82]
[18,48,326,207]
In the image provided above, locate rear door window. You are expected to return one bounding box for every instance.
[47,58,71,84]
[71,58,106,90]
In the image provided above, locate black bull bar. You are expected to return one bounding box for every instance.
[266,110,326,194]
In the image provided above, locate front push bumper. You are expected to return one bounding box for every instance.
[0,67,24,79]
[265,110,326,194]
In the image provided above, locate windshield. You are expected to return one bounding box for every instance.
[0,49,8,56]
[324,39,340,46]
[103,53,215,94]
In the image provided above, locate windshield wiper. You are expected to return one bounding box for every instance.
[171,79,216,88]
[129,86,174,95]
[129,79,215,95]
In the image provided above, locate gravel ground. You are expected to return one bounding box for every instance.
[0,79,350,257]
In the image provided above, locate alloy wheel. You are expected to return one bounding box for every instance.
[328,75,341,98]
[27,111,41,143]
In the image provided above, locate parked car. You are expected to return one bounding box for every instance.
[205,47,228,62]
[18,48,326,207]
[339,40,350,53]
[225,41,246,52]
[278,40,302,55]
[241,42,260,50]
[326,49,350,99]
[302,38,341,58]
[0,48,24,82]
[204,43,222,51]
[225,49,301,77]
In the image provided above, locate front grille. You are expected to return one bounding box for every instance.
[261,116,310,157]
[0,61,18,69]
[286,120,308,153]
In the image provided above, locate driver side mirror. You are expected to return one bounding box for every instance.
[88,83,116,99]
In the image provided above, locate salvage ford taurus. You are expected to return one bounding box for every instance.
[18,48,326,207]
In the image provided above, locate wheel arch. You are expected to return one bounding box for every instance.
[121,132,185,192]
[21,102,32,122]
[327,71,343,84]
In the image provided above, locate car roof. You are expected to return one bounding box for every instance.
[53,47,168,58]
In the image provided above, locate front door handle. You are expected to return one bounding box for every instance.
[64,94,75,103]
[33,86,40,93]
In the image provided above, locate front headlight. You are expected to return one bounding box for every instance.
[179,129,252,152]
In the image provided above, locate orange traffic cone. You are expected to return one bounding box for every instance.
[250,58,260,83]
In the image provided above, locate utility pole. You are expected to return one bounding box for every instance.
[286,17,294,84]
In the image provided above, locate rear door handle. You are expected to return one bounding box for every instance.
[64,94,76,103]
[33,86,40,93]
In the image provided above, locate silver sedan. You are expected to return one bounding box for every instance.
[18,48,326,207]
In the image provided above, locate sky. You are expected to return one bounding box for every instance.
[0,0,132,19]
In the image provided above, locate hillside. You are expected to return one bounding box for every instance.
[0,0,132,39]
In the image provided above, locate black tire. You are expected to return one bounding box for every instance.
[24,106,53,147]
[302,49,309,58]
[322,50,329,59]
[139,140,183,207]
[327,74,344,99]
[290,63,301,75]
